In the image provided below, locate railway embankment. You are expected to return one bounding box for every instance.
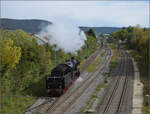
[81,50,112,113]
[23,48,106,114]
[132,58,143,114]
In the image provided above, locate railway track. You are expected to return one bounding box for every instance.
[116,57,134,114]
[96,50,134,114]
[38,48,110,113]
[32,50,111,114]
[23,48,109,114]
[44,49,111,114]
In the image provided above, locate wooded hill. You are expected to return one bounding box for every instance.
[80,26,121,34]
[0,18,52,33]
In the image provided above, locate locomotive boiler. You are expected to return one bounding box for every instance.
[46,57,80,97]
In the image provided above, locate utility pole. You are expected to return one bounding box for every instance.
[54,44,57,67]
[87,43,88,57]
[85,40,88,57]
[55,50,56,67]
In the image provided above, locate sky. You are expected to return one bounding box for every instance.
[1,1,149,27]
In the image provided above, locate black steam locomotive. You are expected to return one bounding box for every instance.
[46,57,80,96]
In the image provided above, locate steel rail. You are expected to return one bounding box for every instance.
[102,51,127,114]
[45,49,112,114]
[116,55,133,114]
[61,49,112,114]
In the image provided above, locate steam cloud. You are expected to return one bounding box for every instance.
[74,77,83,87]
[76,77,83,83]
[40,22,87,53]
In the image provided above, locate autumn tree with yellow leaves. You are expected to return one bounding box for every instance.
[0,39,21,75]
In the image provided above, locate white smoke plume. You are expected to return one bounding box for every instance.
[74,77,83,87]
[39,22,87,53]
[76,77,83,83]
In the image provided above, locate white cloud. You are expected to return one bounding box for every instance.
[1,1,149,27]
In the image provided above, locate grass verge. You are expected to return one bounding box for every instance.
[86,57,102,72]
[1,93,35,114]
[108,49,120,77]
[86,49,106,72]
[87,82,106,109]
[80,82,106,113]
[0,76,46,114]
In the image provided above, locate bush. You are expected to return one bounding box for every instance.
[0,29,99,114]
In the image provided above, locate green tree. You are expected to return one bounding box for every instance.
[85,29,96,38]
[0,39,21,76]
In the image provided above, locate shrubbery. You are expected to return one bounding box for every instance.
[0,29,99,113]
[111,25,149,78]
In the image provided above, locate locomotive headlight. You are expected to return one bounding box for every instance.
[59,85,62,89]
[47,89,50,92]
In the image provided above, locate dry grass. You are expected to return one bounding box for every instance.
[86,57,102,72]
